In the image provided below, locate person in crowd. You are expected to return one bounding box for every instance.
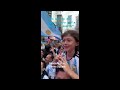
[55,68,71,79]
[58,45,64,55]
[45,53,56,79]
[41,43,45,50]
[57,45,61,54]
[41,60,49,79]
[41,49,45,61]
[54,43,60,54]
[44,53,54,65]
[54,30,79,79]
[44,44,51,58]
[50,46,56,57]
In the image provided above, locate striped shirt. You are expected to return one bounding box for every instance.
[63,52,79,75]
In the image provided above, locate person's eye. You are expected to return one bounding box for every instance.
[67,39,71,42]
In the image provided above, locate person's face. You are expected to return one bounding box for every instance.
[62,35,78,52]
[60,47,64,52]
[45,54,52,63]
[41,62,43,70]
[55,71,71,79]
[41,51,44,57]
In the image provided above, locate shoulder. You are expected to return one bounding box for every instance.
[73,56,79,63]
[74,51,79,59]
[75,55,79,60]
[46,63,52,68]
[74,56,79,67]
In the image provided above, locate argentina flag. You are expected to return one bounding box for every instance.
[41,11,61,39]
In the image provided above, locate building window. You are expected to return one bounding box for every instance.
[67,15,72,27]
[57,15,62,33]
[57,15,62,27]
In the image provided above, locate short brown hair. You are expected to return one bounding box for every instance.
[62,30,79,42]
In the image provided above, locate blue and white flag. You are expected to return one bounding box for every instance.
[41,11,61,39]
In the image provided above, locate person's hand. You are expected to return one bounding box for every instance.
[50,47,55,52]
[58,55,79,79]
[52,55,62,68]
[53,55,61,62]
[57,55,71,73]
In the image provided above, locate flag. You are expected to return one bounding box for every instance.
[41,11,61,39]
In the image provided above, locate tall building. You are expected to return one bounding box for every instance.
[51,11,79,33]
[46,11,79,34]
[51,11,63,33]
[75,14,79,32]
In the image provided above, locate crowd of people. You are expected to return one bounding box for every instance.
[41,30,80,79]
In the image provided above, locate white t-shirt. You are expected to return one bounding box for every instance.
[45,62,56,79]
[43,75,49,79]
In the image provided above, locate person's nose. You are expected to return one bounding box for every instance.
[63,41,67,45]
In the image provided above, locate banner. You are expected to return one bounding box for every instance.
[41,11,61,39]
